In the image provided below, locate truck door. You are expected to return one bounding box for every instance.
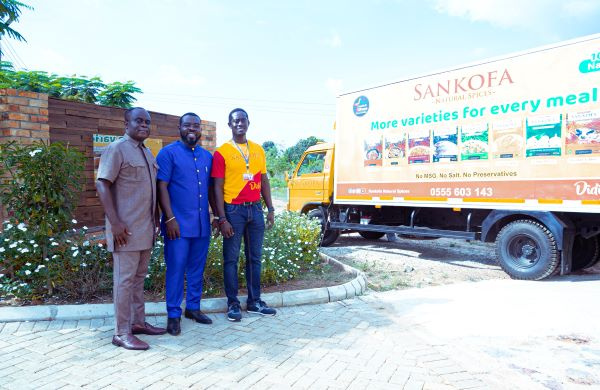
[288,151,327,212]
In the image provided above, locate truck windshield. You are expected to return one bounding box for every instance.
[297,152,326,176]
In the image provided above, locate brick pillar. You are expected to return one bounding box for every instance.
[200,120,217,152]
[0,88,50,144]
[0,89,50,222]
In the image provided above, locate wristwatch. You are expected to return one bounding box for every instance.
[267,207,275,213]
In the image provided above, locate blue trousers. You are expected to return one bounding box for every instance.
[223,203,265,306]
[164,236,210,318]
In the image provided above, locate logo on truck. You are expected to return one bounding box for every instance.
[579,51,600,73]
[574,180,600,196]
[413,69,514,101]
[353,96,369,117]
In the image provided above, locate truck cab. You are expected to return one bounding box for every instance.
[287,142,334,213]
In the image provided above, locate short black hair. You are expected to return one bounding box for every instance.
[179,112,201,127]
[124,107,146,121]
[228,108,249,124]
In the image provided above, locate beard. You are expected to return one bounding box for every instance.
[182,133,199,146]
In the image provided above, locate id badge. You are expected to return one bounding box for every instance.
[243,173,253,181]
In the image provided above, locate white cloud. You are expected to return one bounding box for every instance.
[321,30,342,48]
[325,78,344,96]
[431,0,600,30]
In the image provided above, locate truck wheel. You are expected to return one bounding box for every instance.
[307,208,340,247]
[358,231,385,240]
[572,235,600,271]
[495,219,559,280]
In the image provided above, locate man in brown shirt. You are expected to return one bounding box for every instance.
[96,107,166,350]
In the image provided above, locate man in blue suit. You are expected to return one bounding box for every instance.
[157,112,216,335]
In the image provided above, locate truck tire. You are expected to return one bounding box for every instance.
[495,219,559,280]
[358,231,385,240]
[307,208,340,247]
[572,235,600,271]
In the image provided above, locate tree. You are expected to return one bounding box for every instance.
[261,137,324,188]
[98,81,142,108]
[0,0,33,61]
[283,136,323,165]
[262,141,281,179]
[59,76,105,104]
[0,61,143,108]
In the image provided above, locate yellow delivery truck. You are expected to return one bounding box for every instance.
[287,34,600,280]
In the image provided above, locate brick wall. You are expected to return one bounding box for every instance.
[0,88,217,227]
[0,89,50,144]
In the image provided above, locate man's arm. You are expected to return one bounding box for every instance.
[208,183,220,236]
[157,180,180,240]
[261,174,275,228]
[214,177,233,238]
[96,178,130,247]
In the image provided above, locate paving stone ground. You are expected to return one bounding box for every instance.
[0,296,503,390]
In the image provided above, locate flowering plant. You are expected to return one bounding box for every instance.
[1,212,321,302]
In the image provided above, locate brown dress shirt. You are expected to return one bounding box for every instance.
[97,134,158,252]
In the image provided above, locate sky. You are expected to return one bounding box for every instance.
[3,0,600,148]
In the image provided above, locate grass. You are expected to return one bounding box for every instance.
[336,258,410,292]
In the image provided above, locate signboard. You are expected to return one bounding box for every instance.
[335,35,600,212]
[93,134,163,178]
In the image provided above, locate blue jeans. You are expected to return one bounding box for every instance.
[164,236,210,318]
[223,203,265,306]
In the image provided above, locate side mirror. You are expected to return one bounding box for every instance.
[284,171,290,183]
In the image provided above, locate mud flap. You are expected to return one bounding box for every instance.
[560,227,575,275]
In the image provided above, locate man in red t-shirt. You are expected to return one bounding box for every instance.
[211,108,276,321]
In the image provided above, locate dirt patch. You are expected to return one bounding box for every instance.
[321,233,510,290]
[556,335,591,345]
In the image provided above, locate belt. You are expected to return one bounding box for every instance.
[228,201,261,206]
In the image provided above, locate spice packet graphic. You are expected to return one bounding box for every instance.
[407,128,431,164]
[433,126,458,162]
[384,131,406,166]
[491,118,523,159]
[525,114,562,157]
[364,133,383,166]
[566,110,600,155]
[461,123,489,160]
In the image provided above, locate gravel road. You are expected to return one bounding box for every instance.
[321,233,599,289]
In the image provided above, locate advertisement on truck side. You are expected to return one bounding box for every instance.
[334,35,600,212]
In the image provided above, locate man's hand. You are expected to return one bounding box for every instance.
[266,210,275,229]
[112,220,132,247]
[220,220,234,238]
[211,219,221,237]
[166,218,181,240]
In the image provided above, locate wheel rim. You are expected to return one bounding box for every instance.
[507,234,541,269]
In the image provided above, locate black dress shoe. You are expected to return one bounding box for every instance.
[184,309,213,324]
[132,322,167,336]
[167,317,181,336]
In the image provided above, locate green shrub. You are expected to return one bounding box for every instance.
[144,239,166,295]
[0,220,111,301]
[0,140,85,295]
[144,211,322,298]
